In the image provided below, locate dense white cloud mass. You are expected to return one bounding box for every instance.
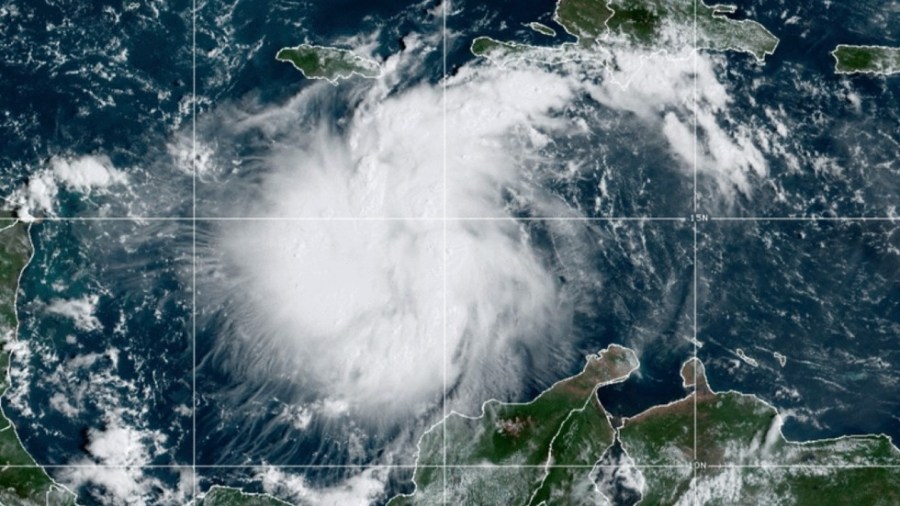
[197,30,772,430]
[240,64,576,219]
[204,63,580,417]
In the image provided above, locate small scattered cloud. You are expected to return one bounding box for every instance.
[45,295,102,332]
[258,467,387,506]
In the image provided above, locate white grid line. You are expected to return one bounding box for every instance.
[441,0,449,504]
[692,1,699,504]
[191,0,198,500]
[6,464,899,469]
[709,216,899,222]
[20,216,900,222]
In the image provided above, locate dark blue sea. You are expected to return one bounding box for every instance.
[0,0,898,503]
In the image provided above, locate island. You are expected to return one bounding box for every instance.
[831,44,900,76]
[473,0,779,63]
[471,37,531,57]
[276,44,381,84]
[619,358,900,504]
[0,214,78,505]
[528,22,558,37]
[388,345,639,505]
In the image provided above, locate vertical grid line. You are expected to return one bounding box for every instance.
[691,0,699,504]
[441,1,449,504]
[191,0,198,500]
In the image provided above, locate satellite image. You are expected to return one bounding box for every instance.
[0,0,898,504]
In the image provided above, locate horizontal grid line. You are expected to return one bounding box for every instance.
[5,464,900,469]
[20,216,686,222]
[10,216,900,222]
[710,216,899,222]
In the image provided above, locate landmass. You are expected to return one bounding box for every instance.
[620,358,900,504]
[528,22,558,37]
[473,0,779,62]
[196,486,290,506]
[831,44,900,76]
[0,215,77,505]
[471,38,531,58]
[388,345,639,505]
[275,44,381,84]
[390,349,900,505]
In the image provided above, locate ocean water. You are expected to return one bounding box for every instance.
[0,0,897,503]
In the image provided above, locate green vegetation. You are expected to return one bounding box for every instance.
[388,345,639,505]
[393,352,900,504]
[563,0,778,59]
[832,44,900,75]
[470,37,524,57]
[620,358,900,504]
[618,397,695,464]
[474,0,779,62]
[553,0,615,44]
[526,396,618,505]
[775,468,900,505]
[197,487,290,506]
[276,44,381,84]
[0,216,77,505]
[605,5,661,44]
[638,466,900,505]
[834,46,875,70]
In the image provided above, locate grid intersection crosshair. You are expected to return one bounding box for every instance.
[15,0,896,502]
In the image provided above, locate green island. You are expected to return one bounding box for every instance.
[197,486,290,506]
[0,215,77,505]
[471,38,532,57]
[620,358,900,505]
[831,44,900,76]
[275,44,381,84]
[473,0,779,63]
[388,345,639,505]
